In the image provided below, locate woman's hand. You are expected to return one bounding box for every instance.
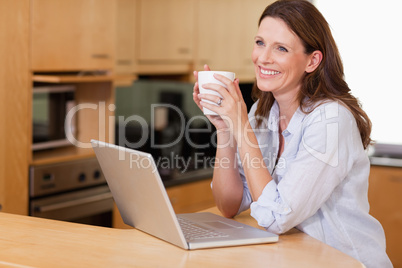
[193,65,232,131]
[197,72,249,140]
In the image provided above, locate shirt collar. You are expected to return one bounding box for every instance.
[267,101,280,132]
[285,106,306,136]
[267,100,307,135]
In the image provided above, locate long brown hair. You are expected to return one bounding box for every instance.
[252,0,372,149]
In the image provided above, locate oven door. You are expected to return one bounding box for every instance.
[30,185,114,227]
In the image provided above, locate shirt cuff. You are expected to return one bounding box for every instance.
[250,180,292,229]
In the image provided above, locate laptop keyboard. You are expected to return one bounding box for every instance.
[178,217,229,241]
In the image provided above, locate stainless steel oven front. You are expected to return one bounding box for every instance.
[29,157,114,227]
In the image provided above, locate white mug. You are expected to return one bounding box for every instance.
[198,71,235,115]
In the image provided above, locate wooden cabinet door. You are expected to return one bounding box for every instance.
[368,165,402,267]
[195,0,271,81]
[0,0,30,215]
[196,0,243,73]
[138,0,195,62]
[115,0,138,74]
[31,0,115,71]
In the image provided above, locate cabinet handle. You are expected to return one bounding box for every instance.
[0,204,2,211]
[178,47,190,54]
[389,176,402,183]
[117,59,132,65]
[92,54,110,59]
[34,192,113,213]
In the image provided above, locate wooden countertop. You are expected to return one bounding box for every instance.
[0,207,364,268]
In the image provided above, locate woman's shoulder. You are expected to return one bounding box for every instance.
[304,99,354,122]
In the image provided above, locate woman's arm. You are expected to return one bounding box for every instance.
[236,117,273,201]
[199,74,273,204]
[211,130,244,218]
[193,66,245,217]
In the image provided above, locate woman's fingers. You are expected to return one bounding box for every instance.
[199,99,220,115]
[199,82,231,103]
[198,93,223,106]
[208,74,245,106]
[233,78,244,102]
[194,64,211,80]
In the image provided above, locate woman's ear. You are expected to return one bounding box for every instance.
[305,50,323,73]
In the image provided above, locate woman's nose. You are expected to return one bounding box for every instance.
[260,48,274,63]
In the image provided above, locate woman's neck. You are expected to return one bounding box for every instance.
[273,86,300,130]
[277,98,299,131]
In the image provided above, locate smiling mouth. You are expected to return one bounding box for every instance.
[260,67,280,76]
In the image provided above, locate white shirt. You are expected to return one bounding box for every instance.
[237,100,392,268]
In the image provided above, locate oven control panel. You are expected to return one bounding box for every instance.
[30,157,107,198]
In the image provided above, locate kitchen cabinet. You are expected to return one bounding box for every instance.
[137,0,195,74]
[115,0,138,76]
[1,0,117,215]
[195,0,272,82]
[113,178,215,228]
[0,0,30,215]
[30,0,118,228]
[368,165,402,267]
[29,0,117,163]
[31,0,115,71]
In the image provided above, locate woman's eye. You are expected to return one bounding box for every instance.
[278,46,288,52]
[255,40,264,46]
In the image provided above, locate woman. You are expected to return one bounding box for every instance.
[193,0,392,267]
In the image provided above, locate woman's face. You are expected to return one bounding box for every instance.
[252,17,312,100]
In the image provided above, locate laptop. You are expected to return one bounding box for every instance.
[91,140,278,250]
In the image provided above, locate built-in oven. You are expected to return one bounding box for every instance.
[29,157,114,227]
